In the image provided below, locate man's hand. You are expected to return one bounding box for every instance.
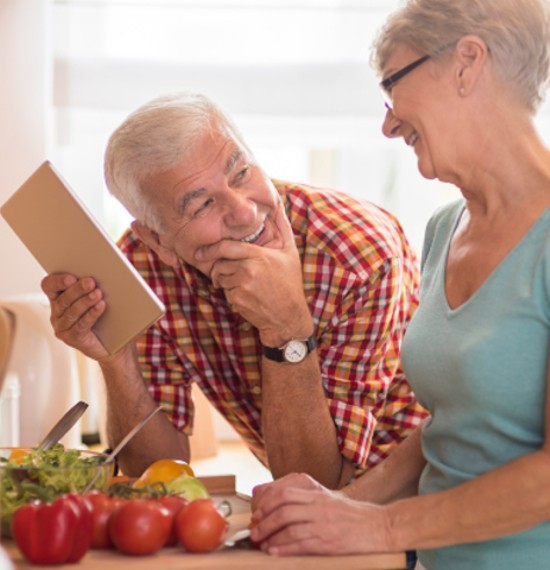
[197,200,312,347]
[41,273,111,361]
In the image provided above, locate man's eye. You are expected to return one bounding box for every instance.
[194,198,214,215]
[236,165,249,180]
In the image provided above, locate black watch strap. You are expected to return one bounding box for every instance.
[262,333,318,363]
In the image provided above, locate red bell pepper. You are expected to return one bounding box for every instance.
[64,494,93,562]
[11,493,93,565]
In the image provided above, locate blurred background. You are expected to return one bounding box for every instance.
[1,0,465,301]
[2,0,550,489]
[4,0,550,290]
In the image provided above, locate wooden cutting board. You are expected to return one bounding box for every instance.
[4,541,407,570]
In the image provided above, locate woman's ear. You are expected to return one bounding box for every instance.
[454,35,488,96]
[131,220,179,267]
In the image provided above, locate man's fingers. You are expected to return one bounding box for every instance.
[41,273,78,300]
[40,274,110,360]
[51,277,96,318]
[195,237,250,265]
[42,274,105,340]
[210,257,254,289]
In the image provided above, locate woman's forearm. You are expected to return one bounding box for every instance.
[342,426,426,503]
[387,448,550,551]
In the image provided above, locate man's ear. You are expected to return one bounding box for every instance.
[131,220,179,267]
[454,35,488,96]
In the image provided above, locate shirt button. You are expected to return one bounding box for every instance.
[250,386,261,395]
[240,322,252,331]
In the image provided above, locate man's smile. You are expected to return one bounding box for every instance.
[240,221,265,244]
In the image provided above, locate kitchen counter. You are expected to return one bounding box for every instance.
[2,475,407,569]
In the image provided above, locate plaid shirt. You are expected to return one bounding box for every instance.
[118,180,427,473]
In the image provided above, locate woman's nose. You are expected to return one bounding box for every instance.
[381,105,401,139]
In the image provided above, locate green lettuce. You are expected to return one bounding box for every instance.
[0,444,111,536]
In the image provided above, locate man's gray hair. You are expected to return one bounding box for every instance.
[104,92,248,231]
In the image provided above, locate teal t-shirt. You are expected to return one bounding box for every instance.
[402,200,550,569]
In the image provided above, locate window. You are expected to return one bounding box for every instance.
[51,0,483,254]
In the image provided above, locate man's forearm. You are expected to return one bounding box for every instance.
[99,344,190,476]
[261,353,354,489]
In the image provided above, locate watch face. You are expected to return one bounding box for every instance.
[283,340,308,363]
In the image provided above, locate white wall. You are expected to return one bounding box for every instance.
[0,0,51,298]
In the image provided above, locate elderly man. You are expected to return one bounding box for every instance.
[42,92,426,487]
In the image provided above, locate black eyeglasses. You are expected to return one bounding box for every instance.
[380,54,431,108]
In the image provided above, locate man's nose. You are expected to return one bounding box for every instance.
[223,190,257,226]
[381,105,401,139]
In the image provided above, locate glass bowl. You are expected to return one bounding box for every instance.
[0,445,115,536]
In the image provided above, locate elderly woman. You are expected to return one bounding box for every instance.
[249,0,550,568]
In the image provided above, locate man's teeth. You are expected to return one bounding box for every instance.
[409,132,418,146]
[241,223,265,243]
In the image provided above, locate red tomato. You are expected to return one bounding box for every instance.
[85,491,126,549]
[156,495,189,547]
[108,499,171,556]
[174,499,227,553]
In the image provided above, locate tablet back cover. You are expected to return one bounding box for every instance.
[0,161,165,354]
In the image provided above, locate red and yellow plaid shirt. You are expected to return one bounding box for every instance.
[118,180,427,473]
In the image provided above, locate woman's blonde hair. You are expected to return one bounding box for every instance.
[371,0,550,112]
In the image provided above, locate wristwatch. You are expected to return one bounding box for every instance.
[262,334,318,364]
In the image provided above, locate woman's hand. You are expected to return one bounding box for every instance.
[252,472,326,511]
[250,474,393,556]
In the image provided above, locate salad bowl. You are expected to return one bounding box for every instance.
[0,444,114,536]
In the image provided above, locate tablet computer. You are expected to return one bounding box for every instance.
[0,161,165,354]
